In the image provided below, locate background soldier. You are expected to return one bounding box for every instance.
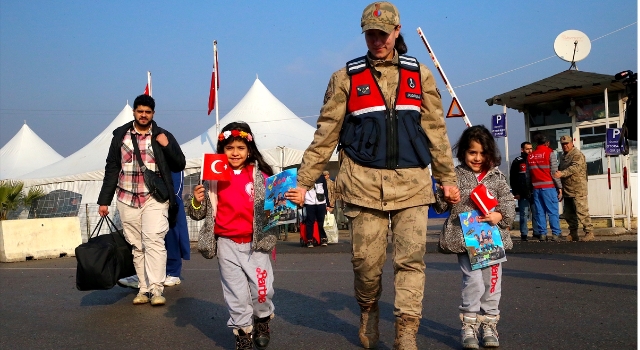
[554,135,594,241]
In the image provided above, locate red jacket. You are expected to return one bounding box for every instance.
[527,144,562,190]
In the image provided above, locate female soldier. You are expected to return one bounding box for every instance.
[287,2,460,349]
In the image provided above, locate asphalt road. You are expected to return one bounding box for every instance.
[0,236,636,350]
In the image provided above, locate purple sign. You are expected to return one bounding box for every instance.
[605,128,622,156]
[491,113,506,138]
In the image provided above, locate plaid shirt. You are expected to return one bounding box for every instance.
[116,128,158,208]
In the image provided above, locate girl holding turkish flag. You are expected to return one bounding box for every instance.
[188,122,277,350]
[432,125,515,349]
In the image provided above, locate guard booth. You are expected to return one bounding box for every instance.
[486,70,636,228]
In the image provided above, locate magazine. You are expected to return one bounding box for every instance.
[459,209,507,270]
[263,168,298,231]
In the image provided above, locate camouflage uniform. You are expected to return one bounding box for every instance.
[326,177,336,208]
[558,146,593,239]
[298,52,457,318]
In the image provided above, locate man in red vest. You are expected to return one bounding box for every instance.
[527,134,563,241]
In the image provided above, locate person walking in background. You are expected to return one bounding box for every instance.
[189,122,278,350]
[97,94,186,306]
[286,2,460,348]
[554,135,595,241]
[323,170,336,212]
[509,141,539,241]
[528,133,563,241]
[433,125,515,349]
[118,170,191,289]
[303,175,330,247]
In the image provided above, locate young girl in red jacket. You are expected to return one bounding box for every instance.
[189,122,277,350]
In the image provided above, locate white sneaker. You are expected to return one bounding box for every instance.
[117,275,139,289]
[163,275,181,287]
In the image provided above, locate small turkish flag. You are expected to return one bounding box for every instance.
[201,154,231,181]
[470,183,499,216]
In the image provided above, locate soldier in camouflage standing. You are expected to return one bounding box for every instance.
[554,135,594,241]
[286,2,460,349]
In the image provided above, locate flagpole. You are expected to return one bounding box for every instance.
[503,106,510,183]
[417,27,472,128]
[214,40,220,136]
[147,71,152,97]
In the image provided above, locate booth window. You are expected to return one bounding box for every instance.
[579,124,620,176]
[527,100,572,127]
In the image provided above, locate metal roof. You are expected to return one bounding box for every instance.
[485,70,626,111]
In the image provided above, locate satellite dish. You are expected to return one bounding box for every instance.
[554,30,591,69]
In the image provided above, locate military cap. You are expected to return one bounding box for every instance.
[560,135,573,144]
[361,2,400,34]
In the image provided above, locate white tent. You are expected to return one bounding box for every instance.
[181,78,336,173]
[0,123,64,180]
[20,104,134,203]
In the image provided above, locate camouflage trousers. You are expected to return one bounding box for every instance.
[563,196,593,233]
[343,204,428,317]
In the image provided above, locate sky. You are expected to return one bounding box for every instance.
[1,0,637,166]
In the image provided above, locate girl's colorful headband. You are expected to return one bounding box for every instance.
[218,129,253,142]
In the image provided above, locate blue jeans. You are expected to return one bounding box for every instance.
[532,188,561,236]
[518,197,539,236]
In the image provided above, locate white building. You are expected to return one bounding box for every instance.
[486,69,636,228]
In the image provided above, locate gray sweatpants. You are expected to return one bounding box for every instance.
[457,253,502,316]
[217,237,275,329]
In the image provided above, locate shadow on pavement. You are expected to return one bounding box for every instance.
[164,297,231,349]
[80,287,135,306]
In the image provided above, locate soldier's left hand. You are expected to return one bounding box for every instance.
[553,170,562,179]
[156,133,169,147]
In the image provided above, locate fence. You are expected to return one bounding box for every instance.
[5,170,346,242]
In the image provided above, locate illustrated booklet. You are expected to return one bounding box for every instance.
[459,209,507,270]
[263,168,298,231]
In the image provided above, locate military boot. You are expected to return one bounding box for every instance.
[583,232,595,241]
[358,303,379,349]
[393,314,420,350]
[460,314,480,349]
[478,314,500,348]
[567,230,579,241]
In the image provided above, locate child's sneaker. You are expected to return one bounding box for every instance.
[253,314,274,349]
[478,314,500,347]
[321,238,328,246]
[233,327,253,350]
[460,314,480,349]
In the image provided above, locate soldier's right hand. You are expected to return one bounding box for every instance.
[98,205,109,217]
[193,184,205,206]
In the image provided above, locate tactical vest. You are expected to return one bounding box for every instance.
[338,55,432,169]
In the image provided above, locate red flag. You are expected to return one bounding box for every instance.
[207,46,219,115]
[202,153,231,181]
[143,84,149,96]
[470,183,499,216]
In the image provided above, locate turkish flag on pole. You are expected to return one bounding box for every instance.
[143,84,149,96]
[201,153,231,181]
[207,42,219,115]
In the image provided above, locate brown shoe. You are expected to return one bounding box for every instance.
[393,314,420,350]
[583,232,595,241]
[568,230,579,241]
[359,303,379,349]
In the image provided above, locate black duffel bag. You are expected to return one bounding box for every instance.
[75,216,136,291]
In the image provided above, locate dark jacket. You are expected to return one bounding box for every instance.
[509,152,532,198]
[97,120,186,226]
